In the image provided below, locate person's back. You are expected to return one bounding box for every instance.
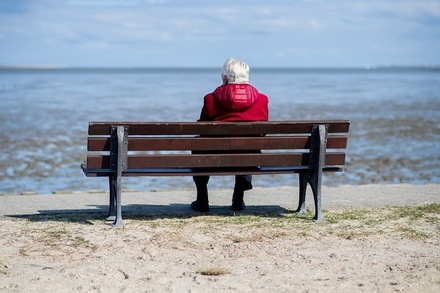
[199,83,268,122]
[191,58,269,212]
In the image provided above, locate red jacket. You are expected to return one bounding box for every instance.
[198,83,269,122]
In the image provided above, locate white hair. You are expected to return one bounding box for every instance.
[222,58,250,84]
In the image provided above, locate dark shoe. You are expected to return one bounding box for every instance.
[191,200,209,212]
[232,199,246,211]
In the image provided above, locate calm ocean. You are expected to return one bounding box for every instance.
[0,67,439,194]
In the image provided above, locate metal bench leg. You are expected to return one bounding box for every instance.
[309,172,323,221]
[112,173,124,227]
[310,124,327,221]
[110,125,128,227]
[299,124,327,222]
[106,176,116,221]
[296,172,323,221]
[295,173,308,214]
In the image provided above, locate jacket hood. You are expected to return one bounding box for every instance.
[213,84,260,111]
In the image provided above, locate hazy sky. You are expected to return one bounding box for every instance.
[1,0,439,67]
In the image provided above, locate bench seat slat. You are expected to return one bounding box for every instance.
[86,153,346,169]
[88,121,350,136]
[87,136,348,151]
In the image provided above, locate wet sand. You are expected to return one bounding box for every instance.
[1,69,439,194]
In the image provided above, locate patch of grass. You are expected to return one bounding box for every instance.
[47,229,68,240]
[72,236,93,248]
[333,228,379,240]
[324,204,440,226]
[325,209,374,224]
[322,204,440,240]
[196,267,231,276]
[286,209,315,221]
[216,215,263,225]
[397,226,430,240]
[362,218,386,226]
[41,226,97,250]
[388,204,440,221]
[121,204,440,243]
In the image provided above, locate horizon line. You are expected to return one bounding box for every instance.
[1,64,439,70]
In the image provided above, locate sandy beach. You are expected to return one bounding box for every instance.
[0,184,439,292]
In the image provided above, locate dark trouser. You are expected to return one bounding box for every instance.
[193,175,253,192]
[192,175,253,203]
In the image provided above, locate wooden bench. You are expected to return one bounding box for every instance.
[81,120,350,226]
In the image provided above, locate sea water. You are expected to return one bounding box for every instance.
[0,67,439,194]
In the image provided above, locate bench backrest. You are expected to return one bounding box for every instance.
[85,121,349,172]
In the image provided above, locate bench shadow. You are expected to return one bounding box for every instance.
[6,203,308,225]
